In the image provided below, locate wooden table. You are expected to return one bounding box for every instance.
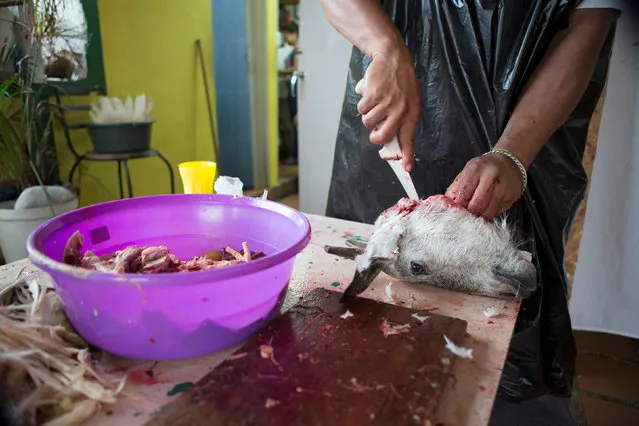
[0,214,519,426]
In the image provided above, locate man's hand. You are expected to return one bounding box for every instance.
[446,8,613,220]
[445,154,523,220]
[320,0,420,172]
[357,50,420,172]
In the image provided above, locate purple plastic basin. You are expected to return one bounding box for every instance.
[26,194,311,360]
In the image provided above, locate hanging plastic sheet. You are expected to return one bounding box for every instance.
[326,0,616,401]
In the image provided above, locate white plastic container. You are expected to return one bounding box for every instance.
[0,197,78,263]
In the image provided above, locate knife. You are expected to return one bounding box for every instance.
[378,136,420,202]
[355,79,420,202]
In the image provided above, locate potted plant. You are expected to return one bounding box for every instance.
[0,3,78,264]
[85,94,155,153]
[0,76,78,263]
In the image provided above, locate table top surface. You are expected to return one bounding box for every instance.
[0,214,519,426]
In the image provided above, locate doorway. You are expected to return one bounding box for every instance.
[274,0,300,208]
[211,0,299,202]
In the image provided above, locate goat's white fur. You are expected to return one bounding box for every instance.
[358,197,537,299]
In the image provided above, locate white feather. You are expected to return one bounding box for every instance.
[444,335,473,359]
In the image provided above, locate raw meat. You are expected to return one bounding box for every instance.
[61,231,265,273]
[62,231,84,266]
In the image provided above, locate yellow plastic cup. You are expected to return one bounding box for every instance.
[178,161,218,194]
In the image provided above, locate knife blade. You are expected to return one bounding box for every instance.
[378,136,420,202]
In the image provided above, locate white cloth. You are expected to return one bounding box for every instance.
[569,10,639,339]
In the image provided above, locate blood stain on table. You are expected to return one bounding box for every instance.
[127,369,169,386]
[147,289,468,426]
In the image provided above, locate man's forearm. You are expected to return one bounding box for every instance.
[320,0,404,59]
[322,0,421,160]
[496,9,614,169]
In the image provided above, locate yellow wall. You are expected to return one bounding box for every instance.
[266,0,279,188]
[54,0,217,206]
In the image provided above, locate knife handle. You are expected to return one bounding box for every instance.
[379,136,403,161]
[355,79,405,162]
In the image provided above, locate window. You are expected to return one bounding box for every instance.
[0,0,105,95]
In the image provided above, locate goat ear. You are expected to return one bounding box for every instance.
[324,245,361,260]
[492,263,537,293]
[324,239,369,260]
[345,238,368,251]
[492,264,520,288]
[341,257,387,302]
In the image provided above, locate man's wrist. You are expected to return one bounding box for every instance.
[369,34,408,61]
[494,137,537,170]
[485,148,528,195]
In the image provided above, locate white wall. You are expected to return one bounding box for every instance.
[297,0,352,215]
[570,9,639,339]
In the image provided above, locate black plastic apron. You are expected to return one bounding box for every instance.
[326,0,616,401]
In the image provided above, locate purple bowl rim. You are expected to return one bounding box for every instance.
[26,194,311,286]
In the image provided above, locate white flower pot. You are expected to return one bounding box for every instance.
[0,197,78,264]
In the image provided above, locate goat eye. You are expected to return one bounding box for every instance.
[410,261,425,275]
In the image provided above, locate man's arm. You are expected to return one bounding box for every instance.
[496,8,615,168]
[447,8,615,219]
[321,0,421,171]
[320,0,405,58]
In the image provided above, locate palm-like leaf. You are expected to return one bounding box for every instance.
[0,1,60,193]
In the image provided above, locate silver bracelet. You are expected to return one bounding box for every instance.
[483,148,528,196]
